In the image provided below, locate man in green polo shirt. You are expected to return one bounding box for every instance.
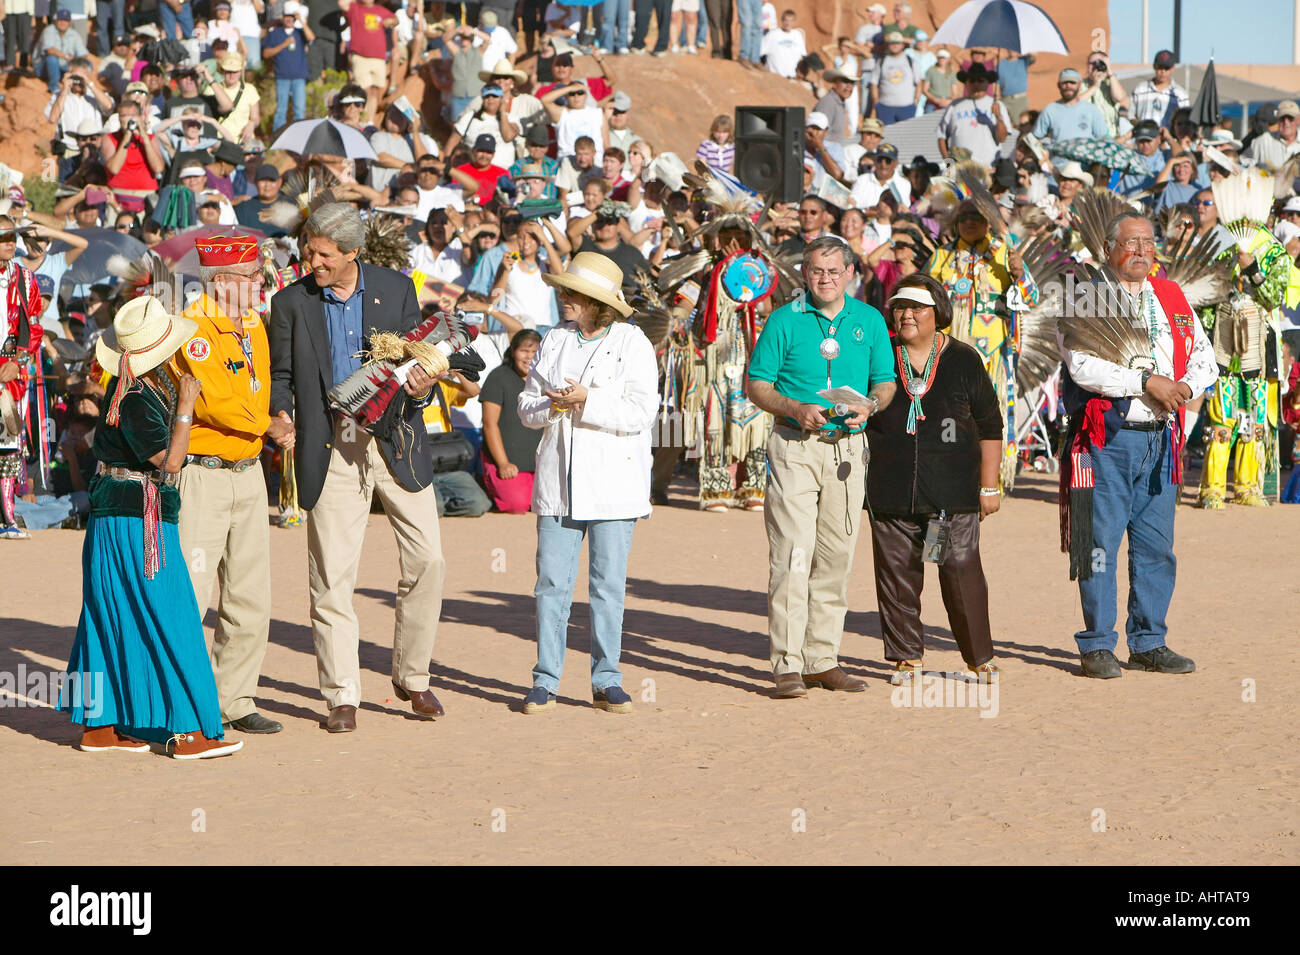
[747,236,897,698]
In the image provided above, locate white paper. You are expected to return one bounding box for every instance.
[818,386,869,406]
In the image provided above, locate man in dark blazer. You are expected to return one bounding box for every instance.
[269,202,448,733]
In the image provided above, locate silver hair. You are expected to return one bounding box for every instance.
[802,236,856,275]
[1104,210,1151,248]
[301,202,367,255]
[897,2,912,11]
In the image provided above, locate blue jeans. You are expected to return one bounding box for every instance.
[599,0,629,51]
[274,77,306,128]
[242,34,261,70]
[96,0,125,52]
[736,0,762,61]
[158,1,195,40]
[876,102,916,125]
[532,515,636,693]
[1075,427,1178,654]
[43,53,64,92]
[431,470,491,517]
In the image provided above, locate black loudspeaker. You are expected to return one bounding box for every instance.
[734,106,805,203]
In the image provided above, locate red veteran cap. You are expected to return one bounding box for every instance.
[195,233,260,267]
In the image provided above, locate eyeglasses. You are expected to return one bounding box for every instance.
[1118,238,1156,251]
[417,167,439,175]
[806,267,847,279]
[956,212,985,222]
[798,208,821,216]
[220,269,265,283]
[1195,199,1215,207]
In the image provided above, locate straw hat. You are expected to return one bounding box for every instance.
[96,296,198,383]
[478,58,528,84]
[542,252,634,318]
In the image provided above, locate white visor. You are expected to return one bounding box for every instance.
[889,286,936,308]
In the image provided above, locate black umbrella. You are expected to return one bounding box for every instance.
[1190,59,1221,128]
[57,229,148,286]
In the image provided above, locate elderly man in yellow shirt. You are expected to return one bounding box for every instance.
[173,233,294,734]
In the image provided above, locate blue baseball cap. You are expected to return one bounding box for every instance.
[482,85,504,98]
[56,8,72,19]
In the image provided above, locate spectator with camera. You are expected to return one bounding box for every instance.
[100,100,165,214]
[38,8,87,93]
[15,221,88,339]
[45,58,111,178]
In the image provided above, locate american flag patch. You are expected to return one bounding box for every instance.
[1071,450,1095,489]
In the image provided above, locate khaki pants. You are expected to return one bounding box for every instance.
[178,462,272,723]
[764,425,868,675]
[308,424,445,709]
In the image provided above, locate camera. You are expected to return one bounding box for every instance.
[1092,60,1107,72]
[127,118,140,132]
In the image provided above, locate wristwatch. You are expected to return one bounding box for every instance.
[864,395,880,416]
[1140,368,1153,392]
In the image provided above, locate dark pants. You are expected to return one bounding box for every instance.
[307,36,337,80]
[632,0,672,52]
[870,511,994,666]
[704,0,732,57]
[1074,426,1177,654]
[5,13,32,68]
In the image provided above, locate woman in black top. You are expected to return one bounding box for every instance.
[865,273,1004,684]
[481,328,542,513]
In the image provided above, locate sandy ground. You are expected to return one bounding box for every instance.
[2,471,1296,865]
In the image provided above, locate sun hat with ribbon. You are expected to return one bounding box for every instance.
[477,58,528,84]
[96,296,198,425]
[542,251,634,318]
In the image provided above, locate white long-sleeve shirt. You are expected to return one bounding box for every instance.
[1058,279,1218,423]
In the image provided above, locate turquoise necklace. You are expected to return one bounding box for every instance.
[894,333,942,435]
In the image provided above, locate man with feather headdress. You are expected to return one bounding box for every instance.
[654,165,797,511]
[1195,169,1299,507]
[923,165,1039,489]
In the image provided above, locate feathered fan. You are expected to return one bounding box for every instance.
[1073,187,1137,262]
[1158,227,1233,309]
[1014,231,1071,394]
[1213,167,1275,250]
[1056,274,1155,372]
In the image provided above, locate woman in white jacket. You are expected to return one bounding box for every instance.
[517,252,659,715]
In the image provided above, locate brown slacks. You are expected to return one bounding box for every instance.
[869,512,994,666]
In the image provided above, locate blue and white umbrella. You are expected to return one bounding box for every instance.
[930,0,1069,55]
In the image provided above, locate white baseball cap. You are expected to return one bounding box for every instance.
[1283,196,1300,213]
[806,112,830,130]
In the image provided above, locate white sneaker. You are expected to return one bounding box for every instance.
[670,44,680,53]
[686,45,698,55]
[617,47,631,55]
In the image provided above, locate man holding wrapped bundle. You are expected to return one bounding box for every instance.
[269,203,476,733]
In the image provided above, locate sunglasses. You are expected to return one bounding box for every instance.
[0,231,19,242]
[1195,199,1215,206]
[956,212,985,222]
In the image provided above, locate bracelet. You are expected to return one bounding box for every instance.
[979,487,1000,496]
[175,414,193,424]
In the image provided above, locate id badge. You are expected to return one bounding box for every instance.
[922,512,950,565]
